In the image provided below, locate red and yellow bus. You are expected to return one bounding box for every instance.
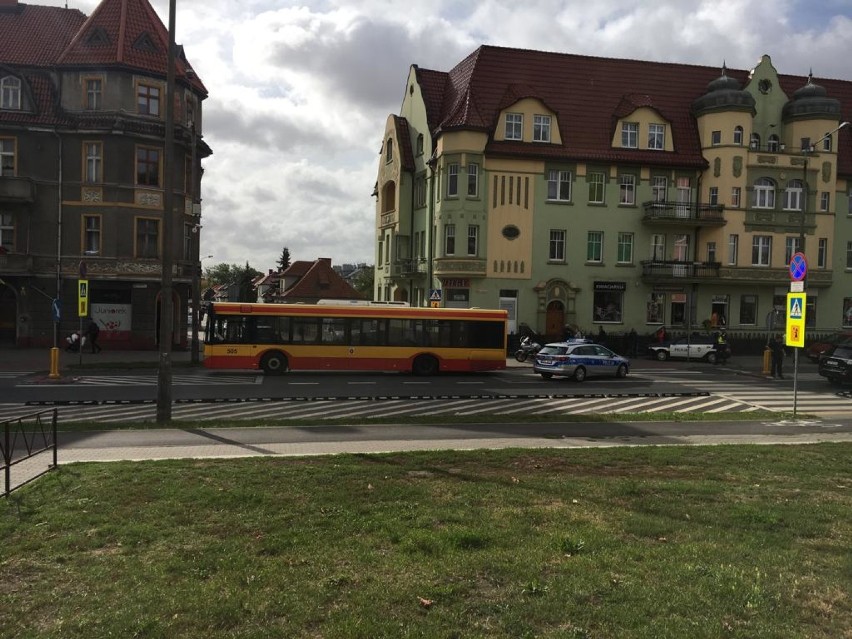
[203,302,508,375]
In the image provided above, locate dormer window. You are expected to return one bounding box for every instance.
[621,122,638,148]
[533,115,551,142]
[648,123,665,150]
[1,76,21,110]
[505,113,522,140]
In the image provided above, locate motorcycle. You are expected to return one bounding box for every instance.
[514,335,542,362]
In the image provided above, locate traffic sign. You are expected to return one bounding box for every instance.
[789,252,807,281]
[786,292,806,347]
[429,289,442,302]
[51,298,61,323]
[78,279,89,317]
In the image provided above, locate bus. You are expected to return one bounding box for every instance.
[203,302,508,375]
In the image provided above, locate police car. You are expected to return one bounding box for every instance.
[532,340,630,381]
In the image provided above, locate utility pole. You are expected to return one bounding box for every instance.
[156,0,177,424]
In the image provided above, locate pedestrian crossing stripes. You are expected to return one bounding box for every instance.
[0,371,36,379]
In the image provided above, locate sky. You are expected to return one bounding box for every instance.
[47,0,852,272]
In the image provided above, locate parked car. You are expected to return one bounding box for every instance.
[805,331,852,362]
[818,344,852,385]
[647,335,726,364]
[533,341,629,381]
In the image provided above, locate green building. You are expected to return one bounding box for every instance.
[374,47,852,341]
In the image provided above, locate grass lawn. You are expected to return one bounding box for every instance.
[2,443,850,638]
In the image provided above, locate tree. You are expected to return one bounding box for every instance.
[203,262,261,302]
[352,265,375,299]
[276,246,291,271]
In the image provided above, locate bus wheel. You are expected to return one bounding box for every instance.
[261,352,288,375]
[412,355,439,376]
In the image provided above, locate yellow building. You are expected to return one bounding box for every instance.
[375,47,852,340]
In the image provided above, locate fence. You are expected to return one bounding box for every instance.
[1,408,58,497]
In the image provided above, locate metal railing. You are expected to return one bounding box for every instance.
[1,408,58,497]
[642,201,726,224]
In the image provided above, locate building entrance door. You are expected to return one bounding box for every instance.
[545,301,565,340]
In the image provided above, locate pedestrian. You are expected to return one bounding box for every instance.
[86,317,102,354]
[769,334,785,379]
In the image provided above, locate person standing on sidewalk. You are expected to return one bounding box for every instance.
[86,317,102,354]
[769,334,785,379]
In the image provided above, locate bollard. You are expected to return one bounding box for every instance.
[49,346,60,379]
[762,346,771,375]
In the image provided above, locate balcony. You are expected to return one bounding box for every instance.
[745,208,815,234]
[0,176,35,203]
[389,258,428,279]
[640,260,721,283]
[642,201,726,226]
[433,257,487,278]
[717,266,833,288]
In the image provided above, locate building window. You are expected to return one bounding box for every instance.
[649,123,665,150]
[784,237,802,264]
[588,172,605,204]
[767,134,780,152]
[709,186,718,206]
[818,238,828,268]
[848,186,852,215]
[85,78,102,110]
[447,163,458,197]
[820,192,830,211]
[415,134,423,156]
[414,175,426,208]
[753,178,775,208]
[0,138,16,176]
[823,133,833,152]
[617,232,633,264]
[783,180,803,210]
[587,231,603,263]
[646,293,664,324]
[444,224,455,256]
[752,235,772,266]
[843,298,852,327]
[619,174,636,205]
[733,126,743,145]
[135,146,161,186]
[728,234,738,265]
[505,113,522,140]
[621,122,638,148]
[135,218,159,258]
[184,223,193,260]
[651,176,667,203]
[750,133,760,149]
[83,215,101,255]
[467,225,478,256]
[0,76,21,110]
[650,234,665,261]
[547,169,571,201]
[594,286,623,323]
[740,295,757,325]
[673,234,689,261]
[707,241,717,263]
[137,83,160,116]
[731,187,741,207]
[533,115,551,142]
[711,130,721,146]
[385,138,393,163]
[801,137,812,152]
[847,241,852,269]
[84,142,102,184]
[0,213,13,251]
[467,163,479,197]
[549,229,566,261]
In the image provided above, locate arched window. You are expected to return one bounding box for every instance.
[783,179,803,210]
[385,138,393,163]
[0,76,21,110]
[733,126,743,145]
[749,132,760,150]
[381,181,396,213]
[767,134,780,152]
[753,177,776,209]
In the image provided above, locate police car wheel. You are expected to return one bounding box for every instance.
[655,350,668,361]
[706,352,718,364]
[540,372,553,379]
[573,366,587,382]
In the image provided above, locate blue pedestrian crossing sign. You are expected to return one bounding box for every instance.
[786,292,806,347]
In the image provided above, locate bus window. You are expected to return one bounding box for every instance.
[321,318,346,344]
[292,318,320,344]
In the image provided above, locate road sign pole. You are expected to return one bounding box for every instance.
[793,349,799,419]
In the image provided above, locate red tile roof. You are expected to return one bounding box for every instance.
[279,258,364,302]
[420,45,852,176]
[0,4,86,65]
